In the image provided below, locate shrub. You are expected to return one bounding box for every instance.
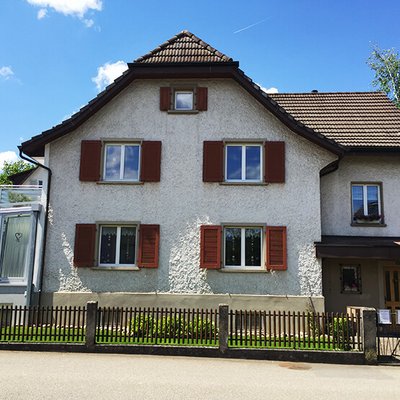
[130,313,217,340]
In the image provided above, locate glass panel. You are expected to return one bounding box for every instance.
[367,186,379,217]
[175,92,193,110]
[385,271,392,302]
[245,228,261,267]
[225,228,241,266]
[0,215,32,278]
[352,185,364,218]
[119,227,136,265]
[123,145,139,180]
[105,145,121,180]
[100,227,117,264]
[394,271,399,302]
[342,266,359,292]
[226,146,242,180]
[245,146,261,180]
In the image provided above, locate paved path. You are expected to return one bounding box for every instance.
[0,351,399,399]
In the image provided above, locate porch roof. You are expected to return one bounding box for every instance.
[315,235,400,260]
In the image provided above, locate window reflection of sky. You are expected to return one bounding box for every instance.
[352,185,363,215]
[105,146,121,179]
[246,146,260,180]
[105,144,139,180]
[367,186,379,215]
[175,92,193,110]
[227,146,242,179]
[123,146,139,180]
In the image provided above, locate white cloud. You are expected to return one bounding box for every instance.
[37,8,47,19]
[260,86,279,94]
[0,66,14,80]
[92,61,128,92]
[83,18,94,27]
[0,151,19,172]
[27,0,102,26]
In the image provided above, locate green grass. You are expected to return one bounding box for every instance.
[0,327,354,351]
[0,326,85,343]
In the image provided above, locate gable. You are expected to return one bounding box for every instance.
[20,30,400,158]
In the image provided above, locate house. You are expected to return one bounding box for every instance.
[3,31,400,313]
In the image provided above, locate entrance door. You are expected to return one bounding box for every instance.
[384,267,400,312]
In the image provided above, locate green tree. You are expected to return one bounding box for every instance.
[0,160,33,185]
[368,46,400,108]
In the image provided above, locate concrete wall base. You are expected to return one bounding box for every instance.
[40,292,325,312]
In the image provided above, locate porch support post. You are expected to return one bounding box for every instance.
[219,304,229,353]
[85,301,98,349]
[361,307,377,364]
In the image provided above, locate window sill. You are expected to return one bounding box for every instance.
[0,282,27,286]
[219,268,268,273]
[167,110,199,115]
[220,182,268,187]
[96,181,143,186]
[92,267,140,271]
[351,222,387,228]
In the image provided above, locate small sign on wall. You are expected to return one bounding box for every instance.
[378,309,392,324]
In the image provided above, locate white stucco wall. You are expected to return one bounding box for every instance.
[321,155,400,236]
[42,78,336,299]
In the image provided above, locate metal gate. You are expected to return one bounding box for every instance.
[377,310,400,361]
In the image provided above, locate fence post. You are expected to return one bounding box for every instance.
[85,301,98,349]
[219,304,229,353]
[361,307,377,364]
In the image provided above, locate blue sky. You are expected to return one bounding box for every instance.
[1,0,400,166]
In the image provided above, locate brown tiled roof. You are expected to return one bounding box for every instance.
[134,30,233,64]
[269,92,400,147]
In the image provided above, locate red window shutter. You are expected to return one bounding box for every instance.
[203,141,223,182]
[200,225,221,269]
[196,87,208,111]
[266,226,287,271]
[264,141,285,183]
[160,87,171,111]
[74,224,96,267]
[138,224,160,268]
[140,141,162,182]
[79,140,102,182]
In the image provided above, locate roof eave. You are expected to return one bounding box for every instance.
[21,63,345,157]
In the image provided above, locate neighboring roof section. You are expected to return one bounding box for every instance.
[269,92,400,148]
[134,30,233,64]
[8,167,36,185]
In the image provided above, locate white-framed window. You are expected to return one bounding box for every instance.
[0,213,33,282]
[224,226,263,269]
[225,144,262,182]
[351,183,383,223]
[98,225,137,267]
[103,143,140,181]
[174,91,194,111]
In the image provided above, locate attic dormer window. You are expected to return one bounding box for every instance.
[160,87,208,112]
[175,91,194,111]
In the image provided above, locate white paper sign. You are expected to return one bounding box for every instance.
[378,309,392,324]
[396,310,400,325]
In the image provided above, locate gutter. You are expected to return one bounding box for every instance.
[18,145,52,306]
[320,156,342,177]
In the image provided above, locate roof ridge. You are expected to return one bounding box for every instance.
[134,30,233,63]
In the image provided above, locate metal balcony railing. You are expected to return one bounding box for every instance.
[0,185,43,208]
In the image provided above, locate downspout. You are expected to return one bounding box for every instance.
[18,146,52,306]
